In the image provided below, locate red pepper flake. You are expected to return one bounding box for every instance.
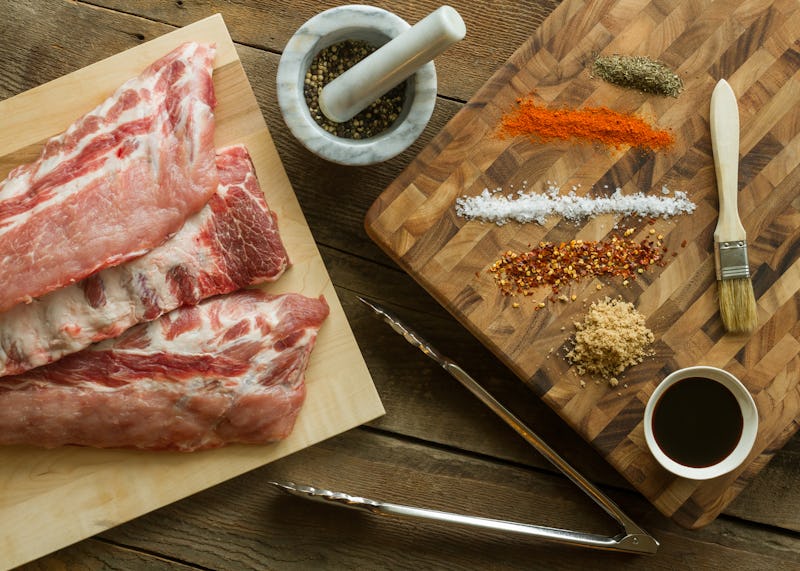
[488,236,665,297]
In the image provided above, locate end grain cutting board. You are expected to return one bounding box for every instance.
[0,15,384,569]
[366,0,800,529]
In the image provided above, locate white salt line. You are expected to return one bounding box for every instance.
[454,184,696,226]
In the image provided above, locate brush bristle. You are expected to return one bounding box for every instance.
[718,278,757,333]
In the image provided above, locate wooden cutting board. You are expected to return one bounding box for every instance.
[0,15,384,570]
[366,0,799,529]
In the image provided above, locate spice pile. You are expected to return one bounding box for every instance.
[566,297,655,383]
[455,184,695,225]
[592,55,683,98]
[498,98,674,151]
[304,40,406,139]
[489,235,665,299]
[473,51,688,389]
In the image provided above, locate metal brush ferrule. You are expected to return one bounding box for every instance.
[715,240,750,280]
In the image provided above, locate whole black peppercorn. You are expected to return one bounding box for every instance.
[304,39,408,139]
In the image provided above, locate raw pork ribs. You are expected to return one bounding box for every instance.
[0,42,329,452]
[0,42,218,312]
[0,291,329,451]
[0,145,289,377]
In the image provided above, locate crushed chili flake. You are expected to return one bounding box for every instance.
[488,236,664,297]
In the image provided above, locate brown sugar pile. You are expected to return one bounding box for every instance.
[566,297,654,382]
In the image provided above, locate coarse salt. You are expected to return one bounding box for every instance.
[455,183,695,225]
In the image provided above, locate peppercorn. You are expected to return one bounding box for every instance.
[303,39,407,139]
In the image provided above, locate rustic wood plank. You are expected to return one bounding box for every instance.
[2,0,798,533]
[0,0,155,97]
[3,0,800,568]
[82,430,799,569]
[726,432,800,529]
[19,540,198,570]
[80,0,561,103]
[23,430,800,569]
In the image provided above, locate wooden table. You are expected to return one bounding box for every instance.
[3,1,799,568]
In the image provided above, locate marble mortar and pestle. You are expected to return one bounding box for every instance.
[277,5,466,166]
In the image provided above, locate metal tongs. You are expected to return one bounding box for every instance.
[270,298,658,555]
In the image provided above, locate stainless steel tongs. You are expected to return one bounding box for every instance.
[270,298,658,555]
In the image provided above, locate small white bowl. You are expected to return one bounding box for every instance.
[276,5,437,166]
[643,366,758,480]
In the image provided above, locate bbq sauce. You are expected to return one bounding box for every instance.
[652,377,743,468]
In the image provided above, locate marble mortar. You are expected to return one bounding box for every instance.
[276,5,437,166]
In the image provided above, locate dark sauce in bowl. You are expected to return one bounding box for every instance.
[652,376,743,468]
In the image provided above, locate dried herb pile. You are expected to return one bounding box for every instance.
[592,54,683,98]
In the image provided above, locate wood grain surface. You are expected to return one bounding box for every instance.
[0,15,383,569]
[366,0,800,529]
[3,1,800,569]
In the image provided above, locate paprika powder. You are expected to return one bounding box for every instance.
[499,98,674,151]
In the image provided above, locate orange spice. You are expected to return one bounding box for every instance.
[499,98,674,151]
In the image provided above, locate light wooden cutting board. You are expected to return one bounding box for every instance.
[366,0,800,529]
[0,15,384,569]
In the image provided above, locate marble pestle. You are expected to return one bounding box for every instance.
[319,6,466,124]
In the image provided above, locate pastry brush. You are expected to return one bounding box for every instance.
[710,79,757,334]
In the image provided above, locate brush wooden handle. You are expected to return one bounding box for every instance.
[710,79,746,242]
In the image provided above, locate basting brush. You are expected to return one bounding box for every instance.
[709,79,757,334]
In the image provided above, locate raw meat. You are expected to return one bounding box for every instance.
[0,42,218,313]
[0,290,329,451]
[0,144,289,377]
